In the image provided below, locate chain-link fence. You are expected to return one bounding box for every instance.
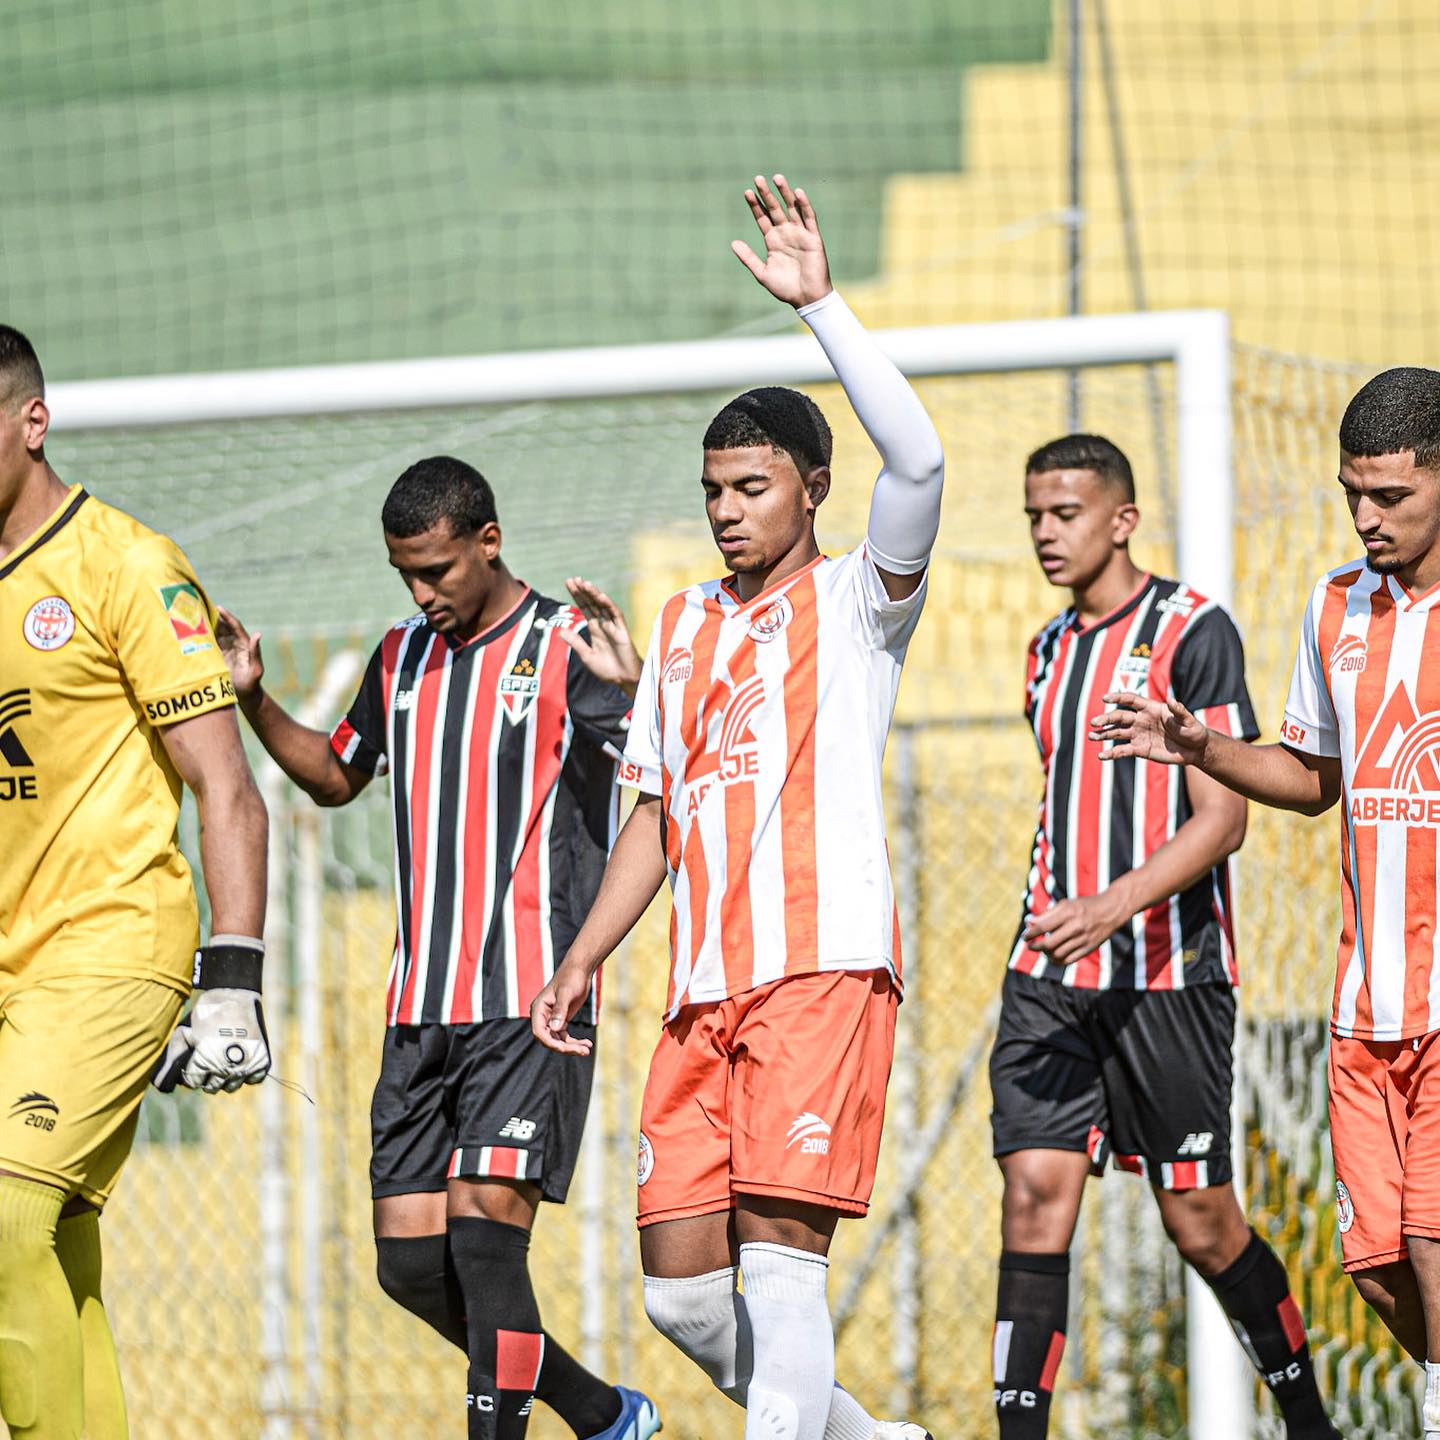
[37,339,1415,1437]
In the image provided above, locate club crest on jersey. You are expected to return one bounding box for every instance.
[663,647,694,686]
[499,656,541,723]
[748,595,793,643]
[1113,643,1152,692]
[158,582,214,655]
[23,595,75,652]
[1328,635,1367,675]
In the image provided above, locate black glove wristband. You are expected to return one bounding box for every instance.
[192,944,264,993]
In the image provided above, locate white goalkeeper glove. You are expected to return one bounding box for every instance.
[153,937,271,1094]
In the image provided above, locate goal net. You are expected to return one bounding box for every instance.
[41,320,1408,1439]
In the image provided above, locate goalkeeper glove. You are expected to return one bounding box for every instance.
[153,937,271,1094]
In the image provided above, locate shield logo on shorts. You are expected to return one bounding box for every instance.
[1335,1179,1355,1233]
[637,1132,654,1186]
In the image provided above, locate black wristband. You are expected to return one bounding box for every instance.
[192,944,264,992]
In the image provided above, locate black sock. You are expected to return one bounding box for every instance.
[1203,1231,1336,1439]
[994,1251,1069,1439]
[449,1218,544,1440]
[536,1342,622,1437]
[375,1234,468,1350]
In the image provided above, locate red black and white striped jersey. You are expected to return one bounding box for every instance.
[1009,575,1258,990]
[330,588,630,1027]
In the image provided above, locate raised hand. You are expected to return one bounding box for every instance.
[215,605,264,699]
[558,577,642,694]
[731,173,833,309]
[1088,692,1209,766]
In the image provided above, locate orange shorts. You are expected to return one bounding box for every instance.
[635,969,898,1227]
[1329,1031,1440,1272]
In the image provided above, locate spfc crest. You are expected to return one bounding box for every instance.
[499,656,540,723]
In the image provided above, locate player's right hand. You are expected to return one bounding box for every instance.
[1089,692,1208,766]
[531,961,594,1057]
[215,605,264,699]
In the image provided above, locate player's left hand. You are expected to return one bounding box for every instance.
[731,174,833,310]
[1023,894,1129,966]
[153,988,271,1094]
[558,577,642,695]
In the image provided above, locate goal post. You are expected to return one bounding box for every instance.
[50,310,1260,1440]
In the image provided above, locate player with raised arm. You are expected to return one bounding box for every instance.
[0,324,270,1439]
[990,434,1336,1439]
[217,456,659,1440]
[1093,367,1440,1436]
[531,176,943,1440]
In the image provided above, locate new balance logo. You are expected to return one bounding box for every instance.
[498,1117,537,1142]
[10,1092,58,1132]
[0,690,34,767]
[1176,1132,1214,1156]
[786,1112,831,1154]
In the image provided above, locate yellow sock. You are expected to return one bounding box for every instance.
[55,1210,127,1440]
[0,1176,82,1439]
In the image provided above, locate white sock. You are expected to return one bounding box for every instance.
[643,1266,751,1402]
[740,1242,836,1440]
[822,1384,876,1440]
[1425,1358,1440,1436]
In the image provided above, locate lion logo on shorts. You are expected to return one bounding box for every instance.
[1335,1179,1355,1234]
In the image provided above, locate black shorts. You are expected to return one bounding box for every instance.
[989,970,1234,1191]
[370,1018,596,1203]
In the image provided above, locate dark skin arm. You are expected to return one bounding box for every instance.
[1089,691,1343,817]
[216,605,372,807]
[1025,763,1247,964]
[530,795,667,1055]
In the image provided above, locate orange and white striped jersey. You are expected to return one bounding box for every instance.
[1282,561,1440,1040]
[621,545,925,1018]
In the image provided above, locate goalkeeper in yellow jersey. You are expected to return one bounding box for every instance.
[0,324,271,1439]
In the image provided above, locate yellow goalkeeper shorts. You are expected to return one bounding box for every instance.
[0,973,185,1206]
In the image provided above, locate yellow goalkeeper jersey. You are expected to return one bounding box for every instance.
[0,484,237,992]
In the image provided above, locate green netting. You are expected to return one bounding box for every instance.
[3,0,1048,378]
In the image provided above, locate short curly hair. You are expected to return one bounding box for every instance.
[703,387,833,474]
[381,456,498,538]
[1339,368,1440,471]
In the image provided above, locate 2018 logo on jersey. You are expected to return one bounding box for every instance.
[158,582,214,655]
[748,596,793,644]
[23,595,74,652]
[499,657,540,723]
[663,648,694,686]
[1328,635,1367,675]
[1350,683,1440,825]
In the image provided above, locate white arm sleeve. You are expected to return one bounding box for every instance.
[798,289,945,575]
